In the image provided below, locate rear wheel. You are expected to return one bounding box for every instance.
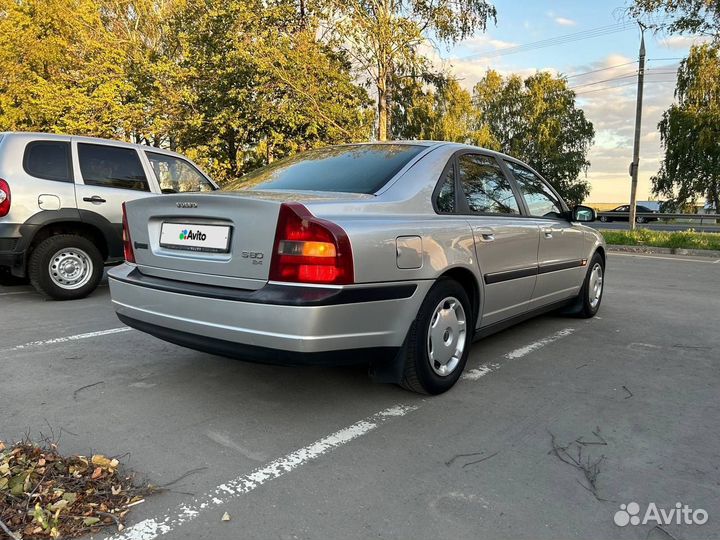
[400,278,472,394]
[28,235,103,300]
[599,215,609,222]
[636,216,646,224]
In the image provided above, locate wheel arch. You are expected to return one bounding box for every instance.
[438,266,481,329]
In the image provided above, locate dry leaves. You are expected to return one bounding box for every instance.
[0,439,153,539]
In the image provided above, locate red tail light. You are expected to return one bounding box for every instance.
[121,202,136,263]
[269,203,354,285]
[0,179,10,217]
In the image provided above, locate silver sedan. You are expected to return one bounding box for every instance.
[109,142,605,394]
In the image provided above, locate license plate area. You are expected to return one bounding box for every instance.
[160,222,231,253]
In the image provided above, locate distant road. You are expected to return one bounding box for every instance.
[589,221,720,233]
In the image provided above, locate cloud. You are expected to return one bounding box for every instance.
[554,17,576,27]
[658,35,711,49]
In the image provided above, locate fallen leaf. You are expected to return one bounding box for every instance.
[92,455,112,469]
[83,517,100,526]
[0,441,6,451]
[221,512,230,522]
[111,485,122,495]
[62,492,77,504]
[91,467,102,480]
[37,458,46,467]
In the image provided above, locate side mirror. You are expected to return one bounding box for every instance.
[572,205,596,222]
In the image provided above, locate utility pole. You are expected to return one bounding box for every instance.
[628,23,646,230]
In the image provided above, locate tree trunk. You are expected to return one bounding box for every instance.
[377,76,388,141]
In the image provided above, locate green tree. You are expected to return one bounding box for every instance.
[652,44,720,211]
[0,0,134,137]
[319,0,496,140]
[628,0,720,39]
[472,70,595,204]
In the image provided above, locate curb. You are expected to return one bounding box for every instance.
[608,244,720,258]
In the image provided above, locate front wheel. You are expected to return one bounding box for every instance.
[599,215,609,222]
[400,279,472,394]
[28,235,104,300]
[636,216,646,224]
[567,253,604,318]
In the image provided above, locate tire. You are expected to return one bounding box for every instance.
[599,216,608,222]
[636,216,646,224]
[566,252,604,318]
[28,235,104,300]
[400,278,472,395]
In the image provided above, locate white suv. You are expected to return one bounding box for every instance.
[0,132,218,300]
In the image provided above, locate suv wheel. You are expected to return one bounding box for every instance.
[400,278,472,394]
[28,235,103,300]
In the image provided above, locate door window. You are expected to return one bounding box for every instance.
[146,152,215,193]
[505,161,563,218]
[78,143,149,191]
[458,154,519,215]
[23,141,72,182]
[435,163,456,213]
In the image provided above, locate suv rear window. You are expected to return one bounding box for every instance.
[225,144,425,194]
[23,141,73,182]
[78,143,149,192]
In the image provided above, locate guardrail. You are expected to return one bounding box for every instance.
[597,212,720,224]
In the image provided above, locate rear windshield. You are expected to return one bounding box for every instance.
[224,144,425,194]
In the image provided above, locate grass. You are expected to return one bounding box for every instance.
[599,229,720,251]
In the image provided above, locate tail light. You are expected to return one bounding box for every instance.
[0,179,10,217]
[121,202,136,263]
[269,203,354,285]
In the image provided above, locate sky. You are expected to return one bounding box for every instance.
[433,0,709,203]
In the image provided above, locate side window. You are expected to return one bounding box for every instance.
[23,141,72,182]
[435,163,455,213]
[458,154,520,215]
[505,161,563,218]
[78,143,149,192]
[146,152,215,193]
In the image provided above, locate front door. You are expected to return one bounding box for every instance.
[503,160,587,308]
[456,153,540,327]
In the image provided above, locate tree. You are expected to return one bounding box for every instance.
[472,70,595,204]
[171,0,372,182]
[652,44,720,211]
[319,0,496,140]
[0,0,134,137]
[628,0,720,39]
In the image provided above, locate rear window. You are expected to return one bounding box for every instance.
[78,143,149,192]
[224,144,425,194]
[23,141,73,182]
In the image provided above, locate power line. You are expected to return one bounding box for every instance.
[564,60,637,79]
[456,21,638,59]
[574,79,676,96]
[569,68,678,90]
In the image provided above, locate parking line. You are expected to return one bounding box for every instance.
[103,404,419,540]
[4,327,132,353]
[504,328,575,360]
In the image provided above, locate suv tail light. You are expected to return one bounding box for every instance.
[121,202,136,263]
[269,203,354,285]
[0,179,10,217]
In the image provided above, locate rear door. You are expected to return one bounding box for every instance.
[455,153,540,327]
[73,140,159,234]
[503,160,587,308]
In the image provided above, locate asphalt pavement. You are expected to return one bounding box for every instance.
[1,252,719,540]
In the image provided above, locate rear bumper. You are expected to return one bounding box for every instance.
[0,223,25,274]
[108,264,430,361]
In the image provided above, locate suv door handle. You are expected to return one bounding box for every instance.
[83,196,107,204]
[542,228,553,238]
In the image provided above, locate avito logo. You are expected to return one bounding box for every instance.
[179,229,207,242]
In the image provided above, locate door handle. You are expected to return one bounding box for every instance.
[475,228,495,242]
[542,228,553,238]
[83,196,107,204]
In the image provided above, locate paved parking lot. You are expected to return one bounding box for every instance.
[2,253,719,540]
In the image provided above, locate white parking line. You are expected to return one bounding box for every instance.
[94,325,574,539]
[4,327,132,353]
[504,328,575,360]
[103,404,419,540]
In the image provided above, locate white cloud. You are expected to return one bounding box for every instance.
[658,35,711,49]
[554,17,576,27]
